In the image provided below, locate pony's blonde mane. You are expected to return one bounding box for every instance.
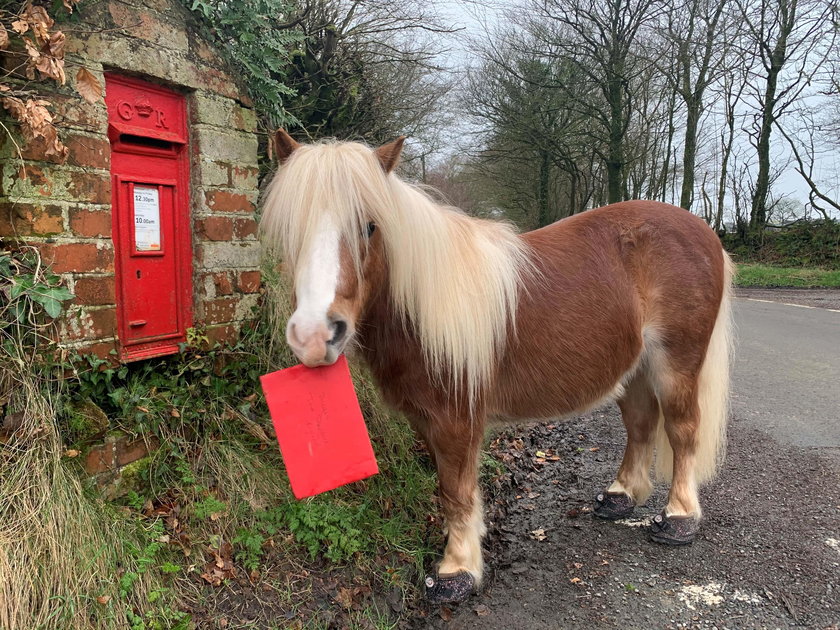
[260,139,531,405]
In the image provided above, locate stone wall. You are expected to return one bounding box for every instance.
[0,0,262,358]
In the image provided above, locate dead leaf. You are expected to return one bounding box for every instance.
[75,67,103,103]
[530,528,547,541]
[439,606,453,622]
[137,406,150,413]
[64,449,80,458]
[62,0,79,13]
[170,408,181,418]
[535,450,546,458]
[570,577,582,584]
[589,446,600,452]
[473,604,490,616]
[11,19,28,35]
[96,595,111,604]
[0,24,8,49]
[335,587,354,610]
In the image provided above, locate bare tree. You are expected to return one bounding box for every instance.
[530,0,667,204]
[663,0,734,211]
[737,0,837,230]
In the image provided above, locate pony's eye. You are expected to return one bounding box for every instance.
[366,222,376,238]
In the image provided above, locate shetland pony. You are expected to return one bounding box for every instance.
[261,131,733,604]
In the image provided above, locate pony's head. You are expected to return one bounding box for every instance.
[261,130,530,403]
[260,130,404,367]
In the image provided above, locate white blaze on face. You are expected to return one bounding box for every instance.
[286,217,341,366]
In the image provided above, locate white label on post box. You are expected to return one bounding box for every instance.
[134,186,161,251]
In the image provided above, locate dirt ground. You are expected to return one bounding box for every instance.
[407,409,840,629]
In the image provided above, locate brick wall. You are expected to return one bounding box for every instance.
[0,0,261,359]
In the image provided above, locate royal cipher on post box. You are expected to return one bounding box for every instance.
[105,75,192,361]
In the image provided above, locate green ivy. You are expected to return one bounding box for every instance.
[184,0,303,129]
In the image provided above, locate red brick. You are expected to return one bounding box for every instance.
[66,134,111,169]
[237,270,261,293]
[204,190,254,213]
[233,217,257,239]
[63,307,117,341]
[84,443,115,475]
[115,436,159,467]
[197,216,233,241]
[70,208,111,237]
[203,297,238,325]
[40,242,113,273]
[231,165,258,188]
[206,324,238,345]
[69,172,111,204]
[0,203,64,236]
[74,275,116,305]
[211,272,233,296]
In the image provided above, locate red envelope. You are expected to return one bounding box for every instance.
[260,355,378,499]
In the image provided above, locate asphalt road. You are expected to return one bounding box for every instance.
[415,294,840,629]
[733,297,840,454]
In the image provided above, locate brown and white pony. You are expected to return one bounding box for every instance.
[261,131,733,604]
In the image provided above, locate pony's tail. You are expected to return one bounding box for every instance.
[655,252,735,484]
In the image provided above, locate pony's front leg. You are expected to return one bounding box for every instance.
[421,414,485,604]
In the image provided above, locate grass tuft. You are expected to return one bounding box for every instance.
[735,263,840,288]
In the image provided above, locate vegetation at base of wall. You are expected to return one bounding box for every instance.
[1,259,439,629]
[734,263,840,288]
[723,221,840,270]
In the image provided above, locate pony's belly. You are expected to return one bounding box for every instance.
[488,377,627,423]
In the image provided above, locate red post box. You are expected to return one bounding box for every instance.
[105,75,192,361]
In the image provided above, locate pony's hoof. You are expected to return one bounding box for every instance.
[593,491,636,520]
[649,511,698,545]
[424,572,475,604]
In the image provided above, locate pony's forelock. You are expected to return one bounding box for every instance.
[260,139,531,405]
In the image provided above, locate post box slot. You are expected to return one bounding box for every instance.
[119,134,174,150]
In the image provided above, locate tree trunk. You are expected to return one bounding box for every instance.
[538,150,551,227]
[680,97,701,210]
[606,76,624,204]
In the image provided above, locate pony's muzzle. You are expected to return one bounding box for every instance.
[286,314,351,367]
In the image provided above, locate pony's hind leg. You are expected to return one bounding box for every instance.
[594,372,659,520]
[420,414,485,604]
[650,374,703,545]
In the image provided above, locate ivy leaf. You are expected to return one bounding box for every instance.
[75,67,103,103]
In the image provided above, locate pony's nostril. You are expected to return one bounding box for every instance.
[329,319,348,345]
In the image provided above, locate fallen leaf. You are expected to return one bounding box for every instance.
[535,450,546,458]
[0,24,8,49]
[335,587,354,610]
[589,446,600,452]
[64,449,80,458]
[439,606,452,621]
[96,595,110,604]
[137,406,149,413]
[530,528,547,541]
[75,67,103,103]
[170,409,181,418]
[474,604,490,616]
[570,577,581,584]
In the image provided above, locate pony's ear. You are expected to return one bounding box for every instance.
[375,136,406,173]
[275,129,301,163]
